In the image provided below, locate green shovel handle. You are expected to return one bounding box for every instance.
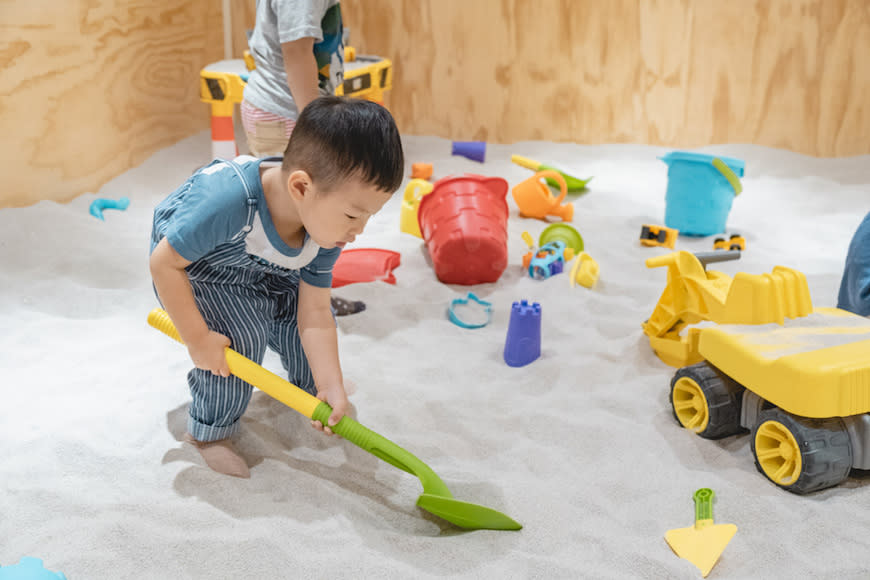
[693,488,714,528]
[148,308,455,500]
[712,158,742,196]
[312,402,453,498]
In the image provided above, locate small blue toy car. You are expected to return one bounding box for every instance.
[527,240,570,280]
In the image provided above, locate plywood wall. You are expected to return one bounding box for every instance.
[342,0,870,157]
[2,0,867,208]
[0,1,224,208]
[230,0,257,59]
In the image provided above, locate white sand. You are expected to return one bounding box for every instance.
[2,133,869,579]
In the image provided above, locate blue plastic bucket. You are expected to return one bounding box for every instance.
[660,151,745,236]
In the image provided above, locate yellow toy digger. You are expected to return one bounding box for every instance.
[643,250,870,494]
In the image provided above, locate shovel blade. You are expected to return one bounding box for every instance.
[417,493,522,531]
[665,523,737,577]
[539,164,591,193]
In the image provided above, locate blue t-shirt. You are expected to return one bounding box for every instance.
[151,156,340,288]
[838,211,870,316]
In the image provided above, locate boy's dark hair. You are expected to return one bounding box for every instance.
[282,96,404,193]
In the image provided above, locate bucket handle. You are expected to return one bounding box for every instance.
[535,170,568,205]
[711,158,742,196]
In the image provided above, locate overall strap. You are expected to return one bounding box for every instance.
[224,159,259,234]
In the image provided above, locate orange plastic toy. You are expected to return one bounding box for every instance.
[511,170,573,222]
[411,163,434,181]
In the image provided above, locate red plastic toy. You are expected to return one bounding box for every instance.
[417,174,509,285]
[331,249,401,288]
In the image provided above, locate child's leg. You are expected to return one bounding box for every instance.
[265,278,317,394]
[185,282,271,477]
[187,282,270,440]
[267,317,317,395]
[838,211,870,316]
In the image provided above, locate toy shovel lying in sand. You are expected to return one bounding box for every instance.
[665,488,736,577]
[511,154,592,193]
[148,308,521,531]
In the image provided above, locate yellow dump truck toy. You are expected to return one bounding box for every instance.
[643,250,870,494]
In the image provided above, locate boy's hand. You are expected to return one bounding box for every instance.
[311,384,349,436]
[187,330,231,377]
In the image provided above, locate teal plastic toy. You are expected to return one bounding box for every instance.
[89,196,130,221]
[660,152,745,236]
[448,292,493,329]
[0,557,67,580]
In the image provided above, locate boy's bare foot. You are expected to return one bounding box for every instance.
[184,433,250,478]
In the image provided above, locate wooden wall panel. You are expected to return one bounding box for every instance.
[342,0,870,157]
[2,0,866,208]
[0,0,224,208]
[230,0,257,58]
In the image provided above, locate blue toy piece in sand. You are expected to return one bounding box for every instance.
[89,196,130,221]
[0,557,67,580]
[660,151,745,236]
[448,292,493,329]
[503,300,542,367]
[451,140,486,163]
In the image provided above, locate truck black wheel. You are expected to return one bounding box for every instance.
[751,409,852,494]
[670,362,746,439]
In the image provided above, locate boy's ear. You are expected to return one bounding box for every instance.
[286,170,312,202]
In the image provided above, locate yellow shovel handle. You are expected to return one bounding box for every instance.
[147,308,322,418]
[511,154,542,171]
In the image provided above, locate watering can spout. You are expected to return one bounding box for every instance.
[551,203,574,222]
[512,170,573,223]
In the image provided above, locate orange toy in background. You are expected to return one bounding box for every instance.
[411,163,434,181]
[511,171,573,222]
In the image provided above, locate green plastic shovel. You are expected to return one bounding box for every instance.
[512,154,592,193]
[148,308,521,531]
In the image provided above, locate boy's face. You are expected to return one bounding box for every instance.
[298,175,393,250]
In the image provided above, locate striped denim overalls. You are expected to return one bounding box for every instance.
[153,158,318,442]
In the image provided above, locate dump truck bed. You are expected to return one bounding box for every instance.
[697,308,870,418]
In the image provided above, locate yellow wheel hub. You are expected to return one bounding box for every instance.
[672,377,710,433]
[755,420,802,486]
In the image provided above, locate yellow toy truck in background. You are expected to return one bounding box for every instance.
[643,250,870,494]
[713,234,746,251]
[640,224,679,249]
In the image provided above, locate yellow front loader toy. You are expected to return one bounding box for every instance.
[643,250,870,494]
